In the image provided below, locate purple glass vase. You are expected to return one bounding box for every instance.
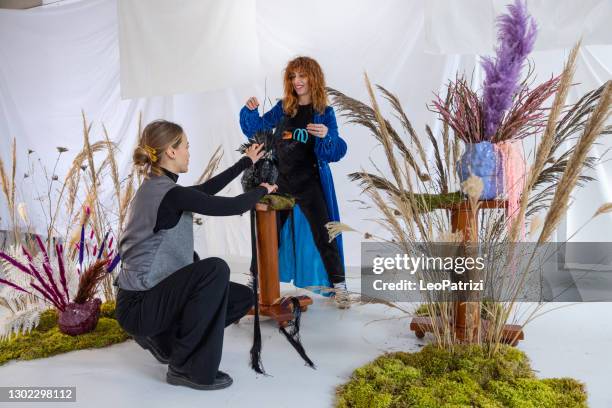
[458,141,504,200]
[58,298,102,336]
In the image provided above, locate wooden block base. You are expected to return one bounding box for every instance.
[409,316,524,346]
[247,295,313,327]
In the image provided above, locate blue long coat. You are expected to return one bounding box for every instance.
[239,100,347,292]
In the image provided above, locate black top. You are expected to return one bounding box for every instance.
[275,103,319,193]
[154,156,267,232]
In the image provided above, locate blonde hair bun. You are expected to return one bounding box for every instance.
[133,120,184,178]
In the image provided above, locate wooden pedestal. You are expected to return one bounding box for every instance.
[247,203,312,326]
[408,199,525,345]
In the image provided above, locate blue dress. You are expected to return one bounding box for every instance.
[239,100,347,294]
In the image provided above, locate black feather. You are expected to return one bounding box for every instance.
[279,297,316,369]
[239,129,279,191]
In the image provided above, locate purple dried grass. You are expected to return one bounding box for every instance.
[0,277,31,294]
[481,0,537,139]
[79,224,85,269]
[0,252,32,276]
[107,254,120,273]
[56,243,71,303]
[35,235,66,308]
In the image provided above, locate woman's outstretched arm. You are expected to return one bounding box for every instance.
[191,143,265,195]
[190,156,253,195]
[166,185,268,217]
[239,99,284,138]
[154,182,273,232]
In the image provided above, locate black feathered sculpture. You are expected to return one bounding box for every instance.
[238,129,279,190]
[239,128,315,375]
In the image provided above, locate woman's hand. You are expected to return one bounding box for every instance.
[245,96,260,111]
[245,143,265,164]
[259,183,278,194]
[306,123,328,138]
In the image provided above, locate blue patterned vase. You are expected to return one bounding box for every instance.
[458,141,503,200]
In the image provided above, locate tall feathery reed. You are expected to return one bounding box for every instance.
[538,81,611,244]
[508,41,580,243]
[0,138,18,245]
[329,38,610,354]
[196,145,224,184]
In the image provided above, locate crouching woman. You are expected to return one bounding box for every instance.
[114,120,277,390]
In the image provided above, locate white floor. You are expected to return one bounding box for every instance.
[0,259,611,408]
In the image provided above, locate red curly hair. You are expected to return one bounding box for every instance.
[282,56,328,117]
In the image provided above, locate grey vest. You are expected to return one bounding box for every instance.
[114,174,194,291]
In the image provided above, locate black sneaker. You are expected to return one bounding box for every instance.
[133,336,170,364]
[166,366,233,390]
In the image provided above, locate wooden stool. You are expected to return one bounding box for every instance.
[247,202,312,326]
[409,199,525,345]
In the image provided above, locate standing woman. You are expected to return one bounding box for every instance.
[239,56,350,308]
[114,120,277,390]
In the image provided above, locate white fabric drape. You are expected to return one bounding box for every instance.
[117,0,260,98]
[0,0,610,267]
[425,0,612,54]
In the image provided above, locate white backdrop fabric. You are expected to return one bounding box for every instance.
[0,0,611,267]
[425,0,612,54]
[117,0,260,98]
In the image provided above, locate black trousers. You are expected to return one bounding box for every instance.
[278,178,345,285]
[115,257,253,384]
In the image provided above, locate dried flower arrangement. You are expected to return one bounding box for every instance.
[0,232,119,336]
[0,111,224,343]
[329,2,608,404]
[429,0,550,202]
[326,0,611,353]
[0,113,131,338]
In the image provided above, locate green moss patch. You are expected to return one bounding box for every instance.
[0,301,130,366]
[412,192,464,213]
[259,193,296,210]
[336,344,587,408]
